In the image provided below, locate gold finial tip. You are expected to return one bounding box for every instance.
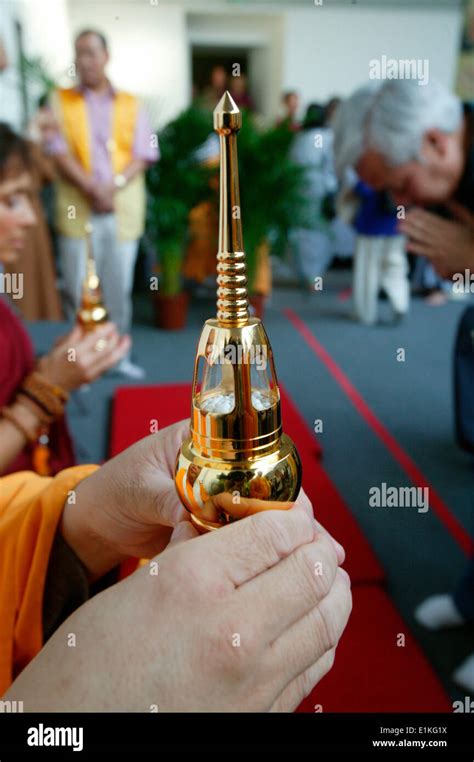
[214,90,239,116]
[213,90,241,132]
[84,222,93,235]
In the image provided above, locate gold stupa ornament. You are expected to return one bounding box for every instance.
[76,223,108,331]
[175,92,302,532]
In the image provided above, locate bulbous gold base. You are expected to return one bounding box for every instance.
[77,304,108,331]
[175,432,302,532]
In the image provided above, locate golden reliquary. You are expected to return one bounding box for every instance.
[76,223,108,332]
[175,91,302,533]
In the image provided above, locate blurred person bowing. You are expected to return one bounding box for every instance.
[334,80,474,689]
[46,29,158,379]
[339,80,474,277]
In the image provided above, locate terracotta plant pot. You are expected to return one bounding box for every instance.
[153,291,189,330]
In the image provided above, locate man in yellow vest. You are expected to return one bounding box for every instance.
[47,29,158,378]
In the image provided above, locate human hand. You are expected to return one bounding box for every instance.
[36,322,130,393]
[63,419,345,581]
[89,183,115,213]
[5,507,351,711]
[399,204,474,278]
[63,420,192,578]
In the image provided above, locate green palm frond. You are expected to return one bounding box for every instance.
[146,106,310,294]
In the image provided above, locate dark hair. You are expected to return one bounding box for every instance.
[325,96,341,125]
[75,28,108,51]
[0,123,30,179]
[302,103,326,130]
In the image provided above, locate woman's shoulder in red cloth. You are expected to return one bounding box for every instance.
[0,297,34,406]
[0,297,76,475]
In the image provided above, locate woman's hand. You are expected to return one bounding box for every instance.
[5,507,351,712]
[61,420,192,580]
[62,420,345,582]
[36,322,130,392]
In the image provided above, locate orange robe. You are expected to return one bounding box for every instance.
[0,465,98,694]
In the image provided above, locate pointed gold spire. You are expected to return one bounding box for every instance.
[213,90,248,327]
[174,92,302,533]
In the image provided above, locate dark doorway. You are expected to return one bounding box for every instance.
[191,46,249,99]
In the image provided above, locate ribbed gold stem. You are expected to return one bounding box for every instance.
[214,91,249,327]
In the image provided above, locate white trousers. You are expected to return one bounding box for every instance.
[58,213,139,334]
[353,235,409,325]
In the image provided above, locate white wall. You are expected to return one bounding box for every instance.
[0,1,24,128]
[283,5,463,114]
[19,0,71,75]
[186,2,463,120]
[64,0,462,125]
[1,0,71,128]
[1,1,465,130]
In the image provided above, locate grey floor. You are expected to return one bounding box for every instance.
[28,268,474,703]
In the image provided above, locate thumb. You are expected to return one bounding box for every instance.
[155,482,188,527]
[169,521,199,545]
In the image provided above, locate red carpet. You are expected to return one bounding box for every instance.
[110,382,451,712]
[285,309,473,557]
[297,585,451,713]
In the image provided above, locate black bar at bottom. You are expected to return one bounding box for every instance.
[0,712,473,757]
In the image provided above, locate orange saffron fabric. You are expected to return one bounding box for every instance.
[56,87,138,174]
[0,465,98,694]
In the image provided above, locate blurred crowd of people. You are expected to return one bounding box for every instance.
[0,19,473,710]
[191,68,464,328]
[281,86,468,326]
[2,30,157,386]
[0,34,354,713]
[2,43,466,358]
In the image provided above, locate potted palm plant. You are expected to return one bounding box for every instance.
[146,107,214,329]
[237,113,309,316]
[147,106,310,327]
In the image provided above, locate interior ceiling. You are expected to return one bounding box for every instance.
[161,0,464,7]
[70,0,465,12]
[93,0,463,7]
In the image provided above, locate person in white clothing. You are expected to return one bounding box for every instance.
[352,181,409,325]
[289,103,338,288]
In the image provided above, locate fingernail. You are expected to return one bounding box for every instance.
[334,539,345,557]
[333,541,345,566]
[338,567,351,587]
